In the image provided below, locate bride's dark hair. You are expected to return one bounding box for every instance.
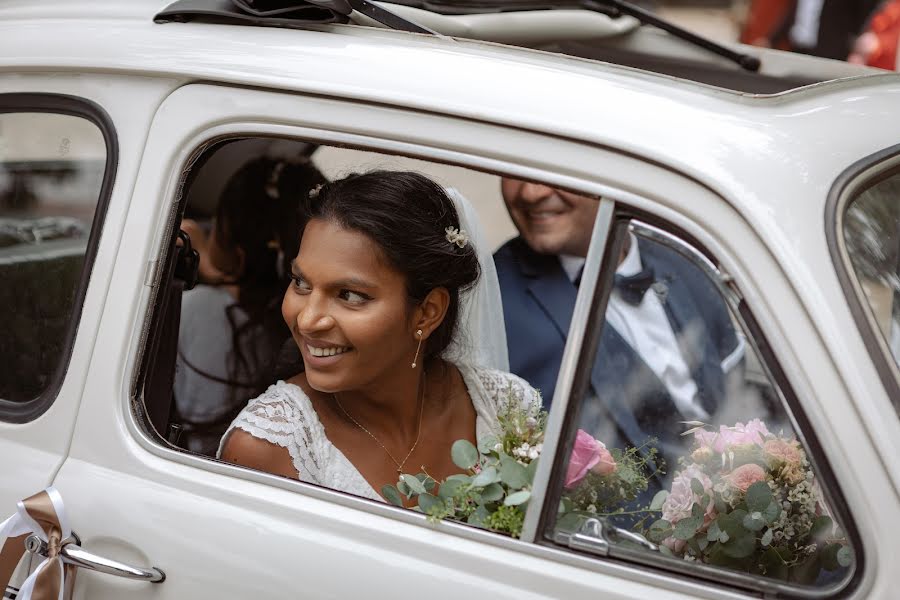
[299,170,481,362]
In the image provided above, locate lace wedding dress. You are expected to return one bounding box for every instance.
[218,364,541,501]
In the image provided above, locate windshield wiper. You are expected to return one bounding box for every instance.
[582,0,760,72]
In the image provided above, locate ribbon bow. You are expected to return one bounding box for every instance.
[0,487,72,600]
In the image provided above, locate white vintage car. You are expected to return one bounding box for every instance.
[1,0,899,599]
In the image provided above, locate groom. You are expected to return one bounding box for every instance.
[493,179,745,465]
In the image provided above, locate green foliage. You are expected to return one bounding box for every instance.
[383,386,655,539]
[451,440,479,470]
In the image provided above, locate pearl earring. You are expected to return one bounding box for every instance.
[411,329,423,368]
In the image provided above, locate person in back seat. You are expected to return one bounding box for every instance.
[175,157,326,455]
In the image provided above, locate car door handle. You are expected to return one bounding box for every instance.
[25,534,165,583]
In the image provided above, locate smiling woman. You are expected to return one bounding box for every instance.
[218,170,542,501]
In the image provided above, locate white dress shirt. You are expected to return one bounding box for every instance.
[561,234,710,421]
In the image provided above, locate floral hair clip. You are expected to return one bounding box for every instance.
[445,226,468,248]
[308,183,324,199]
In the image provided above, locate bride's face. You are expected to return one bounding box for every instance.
[283,218,418,392]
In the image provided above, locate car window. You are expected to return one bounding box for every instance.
[0,109,108,410]
[841,171,900,390]
[546,219,856,595]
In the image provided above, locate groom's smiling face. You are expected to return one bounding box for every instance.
[283,218,418,392]
[501,178,599,258]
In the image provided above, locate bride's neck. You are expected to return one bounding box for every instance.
[333,359,444,441]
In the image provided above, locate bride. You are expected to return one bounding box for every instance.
[219,170,540,502]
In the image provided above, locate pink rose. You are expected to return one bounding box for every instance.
[725,463,767,493]
[694,419,771,453]
[565,429,617,489]
[661,464,715,525]
[764,439,802,466]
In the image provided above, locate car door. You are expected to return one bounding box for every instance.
[47,82,737,600]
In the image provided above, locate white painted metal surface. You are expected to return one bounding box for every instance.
[1,1,898,598]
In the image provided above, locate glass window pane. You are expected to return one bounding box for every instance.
[843,174,900,377]
[548,222,853,591]
[0,112,106,403]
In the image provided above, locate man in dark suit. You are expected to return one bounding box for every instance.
[493,179,745,466]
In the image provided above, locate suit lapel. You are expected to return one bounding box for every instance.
[512,238,577,341]
[527,272,577,340]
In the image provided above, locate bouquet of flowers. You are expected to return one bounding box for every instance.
[382,389,656,538]
[645,419,851,582]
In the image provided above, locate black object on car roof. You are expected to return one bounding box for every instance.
[156,0,760,71]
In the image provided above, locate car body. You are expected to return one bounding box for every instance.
[1,1,898,599]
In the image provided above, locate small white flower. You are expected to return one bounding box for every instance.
[525,416,538,429]
[527,448,539,460]
[444,226,469,248]
[308,183,324,199]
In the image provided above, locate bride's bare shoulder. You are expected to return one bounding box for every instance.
[220,428,298,480]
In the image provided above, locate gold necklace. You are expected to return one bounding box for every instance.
[333,374,425,474]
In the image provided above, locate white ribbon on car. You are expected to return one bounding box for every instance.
[0,487,71,600]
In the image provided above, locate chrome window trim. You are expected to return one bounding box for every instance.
[826,147,900,413]
[521,198,617,542]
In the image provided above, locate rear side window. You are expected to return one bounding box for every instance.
[0,99,114,419]
[843,174,900,376]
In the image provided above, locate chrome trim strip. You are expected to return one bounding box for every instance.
[521,198,616,543]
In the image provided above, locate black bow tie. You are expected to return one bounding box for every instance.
[615,267,655,305]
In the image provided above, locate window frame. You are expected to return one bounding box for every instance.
[530,211,864,599]
[0,93,118,424]
[826,146,900,413]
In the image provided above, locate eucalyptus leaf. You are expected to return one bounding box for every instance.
[745,481,773,512]
[499,456,529,489]
[417,492,442,515]
[525,458,539,484]
[504,490,532,506]
[760,529,773,547]
[451,439,479,470]
[480,482,505,503]
[722,533,757,559]
[438,478,464,499]
[742,512,766,532]
[471,465,500,487]
[650,490,669,512]
[478,435,500,454]
[402,474,427,495]
[837,546,853,568]
[706,521,721,542]
[690,478,705,496]
[674,516,703,541]
[810,515,834,541]
[647,519,674,543]
[467,505,490,528]
[763,500,781,524]
[397,480,411,497]
[381,484,404,507]
[445,474,472,484]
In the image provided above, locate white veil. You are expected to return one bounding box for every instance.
[442,188,509,372]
